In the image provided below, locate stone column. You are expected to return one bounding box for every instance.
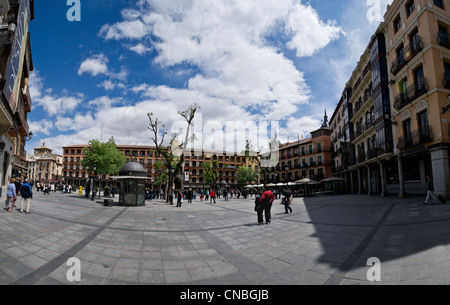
[397,157,407,198]
[350,170,354,194]
[379,161,388,197]
[418,159,426,191]
[367,165,372,195]
[430,147,450,199]
[357,168,362,195]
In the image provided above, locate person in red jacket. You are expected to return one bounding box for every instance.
[257,188,275,224]
[210,190,216,204]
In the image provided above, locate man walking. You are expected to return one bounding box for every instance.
[424,175,438,205]
[283,188,293,214]
[19,178,33,214]
[257,187,275,224]
[176,189,183,207]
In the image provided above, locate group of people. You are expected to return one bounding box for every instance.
[254,188,294,226]
[4,178,33,214]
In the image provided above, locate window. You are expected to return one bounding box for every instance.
[403,119,412,145]
[406,0,415,17]
[434,0,444,9]
[317,143,322,152]
[438,25,449,46]
[414,65,424,89]
[418,111,430,141]
[394,15,402,33]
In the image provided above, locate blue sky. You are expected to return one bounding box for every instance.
[27,0,392,155]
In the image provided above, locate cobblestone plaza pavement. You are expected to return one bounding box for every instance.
[1,191,450,285]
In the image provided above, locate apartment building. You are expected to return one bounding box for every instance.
[268,112,332,183]
[183,150,248,189]
[62,145,248,189]
[0,0,34,196]
[385,0,450,197]
[27,143,63,183]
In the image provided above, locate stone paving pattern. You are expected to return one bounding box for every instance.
[1,191,450,285]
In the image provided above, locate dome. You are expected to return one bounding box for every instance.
[119,162,147,177]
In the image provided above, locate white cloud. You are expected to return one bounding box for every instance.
[99,19,150,40]
[285,4,343,57]
[129,43,152,55]
[78,54,109,77]
[28,119,54,136]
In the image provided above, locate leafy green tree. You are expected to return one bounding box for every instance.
[81,138,126,176]
[153,160,168,189]
[236,165,259,188]
[202,160,220,190]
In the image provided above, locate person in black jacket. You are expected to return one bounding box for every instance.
[19,178,33,214]
[176,189,183,207]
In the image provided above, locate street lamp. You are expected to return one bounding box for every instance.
[91,165,97,201]
[25,131,33,142]
[170,166,175,205]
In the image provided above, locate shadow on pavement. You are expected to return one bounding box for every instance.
[302,193,450,277]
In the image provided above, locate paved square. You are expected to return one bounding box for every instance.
[1,191,450,285]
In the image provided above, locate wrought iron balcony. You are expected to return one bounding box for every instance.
[391,36,424,75]
[397,125,433,150]
[394,78,428,111]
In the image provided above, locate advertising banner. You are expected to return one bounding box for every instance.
[3,0,30,114]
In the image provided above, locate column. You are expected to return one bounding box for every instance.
[418,160,426,191]
[379,161,388,197]
[357,168,362,195]
[367,165,372,195]
[398,157,407,198]
[430,147,450,198]
[350,170,354,194]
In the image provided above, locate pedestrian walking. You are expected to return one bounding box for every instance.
[424,175,439,205]
[176,189,183,207]
[187,188,193,203]
[210,190,216,204]
[5,178,16,213]
[256,187,275,224]
[223,189,228,201]
[254,192,264,225]
[283,188,293,214]
[19,178,33,214]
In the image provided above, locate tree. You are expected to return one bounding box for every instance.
[81,138,126,177]
[147,104,200,202]
[172,103,200,190]
[202,160,220,190]
[244,136,279,186]
[153,160,168,190]
[236,165,259,188]
[81,138,126,196]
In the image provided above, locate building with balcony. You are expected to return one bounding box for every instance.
[0,0,34,197]
[27,143,63,184]
[385,0,450,198]
[330,23,397,196]
[268,111,332,183]
[183,149,248,189]
[62,145,248,190]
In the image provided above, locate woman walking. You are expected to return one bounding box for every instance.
[5,178,16,213]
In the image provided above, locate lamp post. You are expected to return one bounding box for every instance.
[91,165,97,201]
[170,166,175,204]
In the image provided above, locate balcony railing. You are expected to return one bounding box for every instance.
[438,31,450,49]
[397,126,433,150]
[394,78,428,111]
[391,36,424,75]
